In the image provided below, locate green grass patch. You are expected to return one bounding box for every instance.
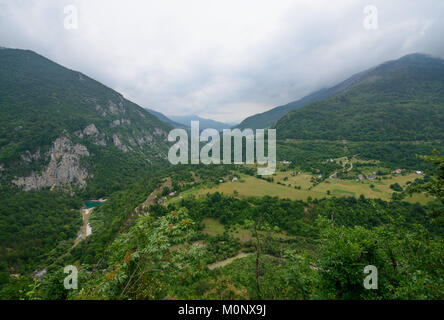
[201,218,225,236]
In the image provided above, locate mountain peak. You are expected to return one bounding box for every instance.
[397,52,439,61]
[374,53,444,72]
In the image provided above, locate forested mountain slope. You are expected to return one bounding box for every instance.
[0,48,172,195]
[0,48,173,276]
[236,88,336,130]
[235,60,382,129]
[275,54,444,141]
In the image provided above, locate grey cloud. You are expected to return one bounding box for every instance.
[0,0,443,122]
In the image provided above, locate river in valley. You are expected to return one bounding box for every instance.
[74,199,106,245]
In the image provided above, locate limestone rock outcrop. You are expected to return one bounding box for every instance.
[13,136,90,190]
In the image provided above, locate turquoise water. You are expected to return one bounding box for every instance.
[84,200,104,209]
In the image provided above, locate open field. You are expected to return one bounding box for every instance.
[201,217,297,243]
[274,172,313,188]
[169,169,432,205]
[201,217,226,236]
[201,217,254,241]
[195,175,325,201]
[312,172,425,201]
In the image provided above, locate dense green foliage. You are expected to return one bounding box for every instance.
[277,140,444,173]
[409,151,444,224]
[76,208,207,300]
[309,196,442,235]
[315,220,443,299]
[0,189,82,285]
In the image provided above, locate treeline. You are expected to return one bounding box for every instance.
[277,140,444,174]
[156,192,442,237]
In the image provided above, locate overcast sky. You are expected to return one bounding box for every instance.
[1,0,443,122]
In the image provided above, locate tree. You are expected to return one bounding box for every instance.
[390,183,403,192]
[409,151,444,224]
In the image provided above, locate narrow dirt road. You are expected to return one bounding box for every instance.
[207,252,252,270]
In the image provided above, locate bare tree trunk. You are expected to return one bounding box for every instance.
[255,225,261,298]
[254,213,262,299]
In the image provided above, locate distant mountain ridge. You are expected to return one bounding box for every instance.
[274,53,444,141]
[169,115,233,131]
[145,108,188,129]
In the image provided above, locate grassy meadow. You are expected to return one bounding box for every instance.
[168,162,431,205]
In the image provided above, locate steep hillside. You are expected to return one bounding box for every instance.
[275,54,444,141]
[235,67,376,129]
[235,88,332,129]
[0,48,172,195]
[0,48,174,277]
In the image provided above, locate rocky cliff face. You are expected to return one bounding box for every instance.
[13,136,90,191]
[75,123,107,146]
[112,134,129,152]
